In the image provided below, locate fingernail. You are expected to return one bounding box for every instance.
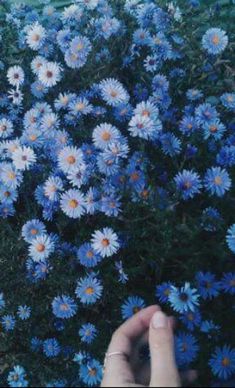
[152,312,168,329]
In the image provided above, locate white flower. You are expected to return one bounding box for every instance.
[38,62,62,88]
[60,189,86,219]
[91,227,120,258]
[58,146,84,174]
[8,89,24,105]
[12,146,36,171]
[7,66,25,87]
[0,118,14,139]
[100,78,130,107]
[92,123,121,150]
[44,176,64,201]
[26,22,46,50]
[31,56,47,75]
[29,234,55,262]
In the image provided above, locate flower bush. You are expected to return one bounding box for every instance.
[0,0,235,386]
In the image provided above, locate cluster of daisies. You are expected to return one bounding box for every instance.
[0,0,234,386]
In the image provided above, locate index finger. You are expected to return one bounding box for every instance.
[101,305,161,388]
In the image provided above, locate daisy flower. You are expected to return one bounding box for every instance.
[8,89,24,105]
[12,146,36,171]
[43,339,60,358]
[168,283,200,313]
[60,189,86,219]
[209,346,235,380]
[7,66,25,87]
[38,62,62,88]
[67,164,87,189]
[221,92,235,111]
[17,305,31,320]
[26,22,46,51]
[52,295,77,319]
[175,332,199,367]
[77,243,102,268]
[0,118,14,139]
[91,227,120,258]
[174,170,202,200]
[75,274,103,305]
[92,123,121,150]
[79,359,103,387]
[204,167,231,197]
[70,36,92,56]
[100,78,130,107]
[202,28,228,55]
[128,114,161,140]
[121,296,146,319]
[1,163,23,189]
[69,97,93,117]
[44,176,64,201]
[22,219,46,243]
[31,56,47,75]
[7,366,28,388]
[58,146,84,174]
[29,234,55,262]
[79,323,97,344]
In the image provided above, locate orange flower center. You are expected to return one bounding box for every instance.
[222,357,230,367]
[102,131,111,141]
[214,176,222,185]
[69,199,78,209]
[86,287,94,295]
[67,155,76,165]
[212,35,220,45]
[102,238,110,247]
[36,244,45,253]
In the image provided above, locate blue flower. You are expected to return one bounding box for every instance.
[75,275,103,305]
[43,338,61,358]
[195,272,221,300]
[77,243,102,268]
[180,309,202,332]
[160,133,181,156]
[186,89,203,101]
[204,167,231,197]
[203,119,226,140]
[221,93,235,110]
[79,359,103,387]
[1,315,16,331]
[221,273,235,295]
[79,323,98,344]
[209,346,235,380]
[17,305,31,320]
[175,332,199,367]
[174,170,202,200]
[7,366,28,388]
[52,295,77,319]
[202,28,228,55]
[168,283,200,313]
[121,296,146,320]
[156,282,173,304]
[195,103,218,126]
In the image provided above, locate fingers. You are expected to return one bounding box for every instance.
[149,311,181,388]
[102,305,160,388]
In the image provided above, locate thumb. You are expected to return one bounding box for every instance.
[149,311,181,388]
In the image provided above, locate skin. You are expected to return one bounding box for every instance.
[101,306,197,388]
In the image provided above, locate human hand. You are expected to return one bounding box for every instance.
[101,306,197,387]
